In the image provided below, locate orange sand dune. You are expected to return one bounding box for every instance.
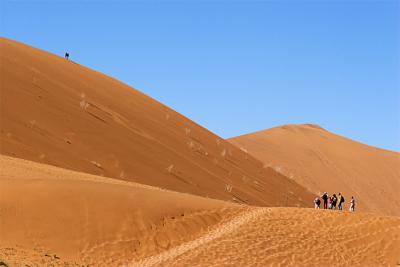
[0,155,242,266]
[0,37,314,207]
[229,124,400,216]
[1,155,399,267]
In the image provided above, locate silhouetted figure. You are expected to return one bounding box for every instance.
[331,193,338,209]
[65,52,69,60]
[338,193,345,211]
[322,192,328,209]
[314,197,321,209]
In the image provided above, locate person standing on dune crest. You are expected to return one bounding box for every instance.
[322,192,328,209]
[65,52,69,60]
[328,196,332,209]
[349,196,355,212]
[338,193,345,210]
[314,197,321,209]
[331,193,338,210]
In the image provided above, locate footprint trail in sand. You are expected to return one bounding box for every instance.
[128,207,269,267]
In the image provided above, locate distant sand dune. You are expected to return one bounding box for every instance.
[229,124,400,216]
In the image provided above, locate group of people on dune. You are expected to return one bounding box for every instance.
[314,192,355,212]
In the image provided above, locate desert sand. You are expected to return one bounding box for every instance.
[0,37,314,208]
[229,124,400,216]
[0,155,242,266]
[1,155,399,266]
[160,207,400,267]
[1,38,399,266]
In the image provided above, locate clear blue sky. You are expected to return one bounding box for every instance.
[2,1,399,151]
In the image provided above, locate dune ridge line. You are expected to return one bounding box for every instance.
[127,207,269,267]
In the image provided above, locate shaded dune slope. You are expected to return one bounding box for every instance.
[229,124,400,216]
[0,38,315,207]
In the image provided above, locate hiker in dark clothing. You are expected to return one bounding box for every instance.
[331,193,338,210]
[314,197,321,209]
[338,193,345,211]
[333,194,337,209]
[65,52,69,60]
[322,192,328,209]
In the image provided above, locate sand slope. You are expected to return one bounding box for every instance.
[0,37,315,207]
[161,208,400,267]
[229,124,400,216]
[131,207,268,267]
[0,155,243,266]
[1,156,399,266]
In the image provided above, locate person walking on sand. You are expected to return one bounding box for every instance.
[331,193,338,210]
[338,193,345,211]
[349,196,355,212]
[328,196,332,209]
[322,192,328,209]
[65,52,69,60]
[314,197,321,209]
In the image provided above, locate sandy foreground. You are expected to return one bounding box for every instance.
[1,155,399,267]
[161,208,400,267]
[229,124,400,216]
[0,155,241,266]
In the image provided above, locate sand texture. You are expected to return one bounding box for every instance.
[0,155,242,266]
[2,156,399,266]
[162,207,400,267]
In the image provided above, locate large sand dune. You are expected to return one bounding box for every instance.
[1,155,399,267]
[0,37,314,207]
[229,124,400,216]
[2,38,399,266]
